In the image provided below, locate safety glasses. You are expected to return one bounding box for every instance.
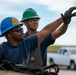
[27,18,40,23]
[11,28,23,32]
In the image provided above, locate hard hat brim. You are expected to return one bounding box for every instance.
[21,16,40,22]
[0,24,23,37]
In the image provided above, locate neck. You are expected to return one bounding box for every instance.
[27,30,38,35]
[8,38,20,46]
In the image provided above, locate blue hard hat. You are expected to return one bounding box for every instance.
[0,17,23,37]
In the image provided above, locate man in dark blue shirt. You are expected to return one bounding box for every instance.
[21,7,76,67]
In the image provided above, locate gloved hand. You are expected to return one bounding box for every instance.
[61,7,76,24]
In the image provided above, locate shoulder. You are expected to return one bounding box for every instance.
[24,34,38,41]
[0,42,9,50]
[23,34,38,46]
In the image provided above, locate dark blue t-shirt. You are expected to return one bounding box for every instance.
[0,34,38,66]
[25,32,55,66]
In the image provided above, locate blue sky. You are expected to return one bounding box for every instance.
[0,0,76,46]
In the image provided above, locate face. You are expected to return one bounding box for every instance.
[9,26,25,41]
[24,18,40,31]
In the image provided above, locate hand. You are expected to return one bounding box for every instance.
[61,7,76,24]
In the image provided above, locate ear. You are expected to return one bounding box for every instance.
[23,21,28,27]
[23,21,27,26]
[7,33,12,38]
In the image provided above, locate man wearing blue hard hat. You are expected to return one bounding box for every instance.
[0,7,76,68]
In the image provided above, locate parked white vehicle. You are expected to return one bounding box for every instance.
[47,47,76,70]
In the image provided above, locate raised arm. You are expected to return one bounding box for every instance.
[51,23,68,40]
[37,6,76,45]
[37,17,63,44]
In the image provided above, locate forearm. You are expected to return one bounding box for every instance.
[52,23,68,40]
[38,17,63,44]
[58,23,68,35]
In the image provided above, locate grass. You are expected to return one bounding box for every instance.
[47,45,76,53]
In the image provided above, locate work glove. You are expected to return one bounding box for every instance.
[61,6,76,24]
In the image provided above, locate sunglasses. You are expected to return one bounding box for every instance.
[11,28,23,32]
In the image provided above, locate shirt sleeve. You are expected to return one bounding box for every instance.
[41,34,55,47]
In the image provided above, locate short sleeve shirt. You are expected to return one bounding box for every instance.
[0,34,38,65]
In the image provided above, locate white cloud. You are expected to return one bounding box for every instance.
[1,0,76,12]
[35,0,76,13]
[25,0,76,13]
[0,0,76,16]
[0,0,26,4]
